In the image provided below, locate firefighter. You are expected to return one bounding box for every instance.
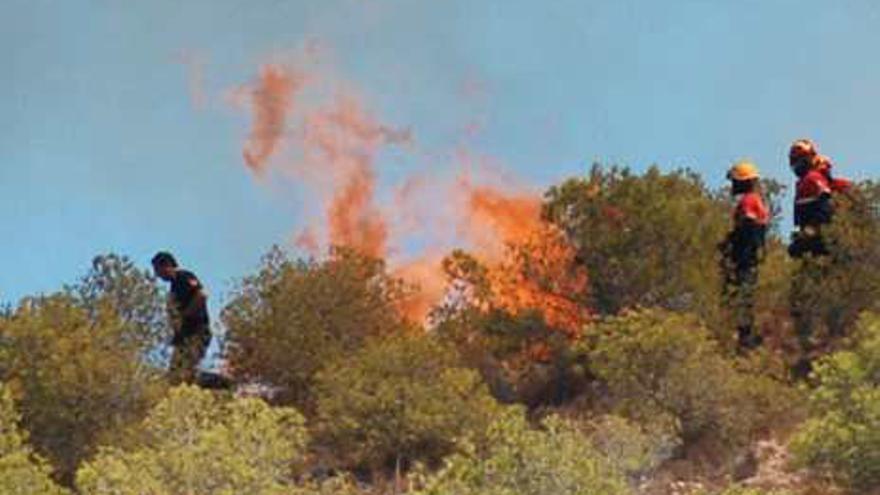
[788,139,851,257]
[721,160,769,351]
[151,252,212,385]
[787,139,852,377]
[814,154,853,194]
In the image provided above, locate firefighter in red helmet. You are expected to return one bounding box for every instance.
[787,139,852,378]
[788,139,851,257]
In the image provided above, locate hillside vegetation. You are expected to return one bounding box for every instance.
[3,166,880,494]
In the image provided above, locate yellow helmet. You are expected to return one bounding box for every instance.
[727,160,760,182]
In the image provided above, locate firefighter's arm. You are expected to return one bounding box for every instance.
[181,288,207,320]
[831,177,853,194]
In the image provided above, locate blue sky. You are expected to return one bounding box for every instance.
[3,0,880,308]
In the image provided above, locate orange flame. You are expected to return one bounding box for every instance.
[394,255,448,322]
[488,226,590,337]
[455,181,591,336]
[233,61,589,328]
[464,183,543,256]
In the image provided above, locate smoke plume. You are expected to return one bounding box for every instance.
[241,65,304,173]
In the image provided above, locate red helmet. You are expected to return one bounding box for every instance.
[789,139,817,162]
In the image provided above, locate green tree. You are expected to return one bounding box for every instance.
[66,253,167,357]
[223,247,410,410]
[0,383,68,495]
[543,165,730,318]
[314,334,502,471]
[0,296,166,483]
[791,313,880,492]
[413,409,630,495]
[77,385,308,495]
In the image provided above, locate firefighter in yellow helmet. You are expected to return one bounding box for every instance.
[720,161,770,351]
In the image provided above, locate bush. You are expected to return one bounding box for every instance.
[585,414,678,481]
[434,303,589,407]
[76,385,308,495]
[791,312,880,492]
[790,182,880,347]
[413,409,630,495]
[748,240,797,345]
[223,247,410,410]
[0,295,166,483]
[584,309,797,448]
[444,226,591,336]
[0,383,68,495]
[433,248,590,407]
[313,335,502,470]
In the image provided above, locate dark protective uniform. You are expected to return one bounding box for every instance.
[789,169,834,258]
[167,269,211,385]
[721,190,769,349]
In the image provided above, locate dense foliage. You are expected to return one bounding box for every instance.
[67,254,168,359]
[789,183,880,346]
[791,313,880,492]
[413,410,630,495]
[0,294,166,483]
[584,309,797,448]
[314,335,501,471]
[543,165,730,317]
[77,386,309,495]
[0,384,68,495]
[223,247,410,410]
[3,168,880,494]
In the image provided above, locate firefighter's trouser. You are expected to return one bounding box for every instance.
[169,327,211,385]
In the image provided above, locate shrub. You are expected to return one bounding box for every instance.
[413,409,630,495]
[0,295,166,483]
[791,312,880,492]
[223,247,410,410]
[748,240,797,346]
[789,182,880,347]
[434,302,588,407]
[585,414,678,481]
[584,309,797,448]
[76,385,308,495]
[433,248,590,407]
[0,383,68,495]
[313,335,502,470]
